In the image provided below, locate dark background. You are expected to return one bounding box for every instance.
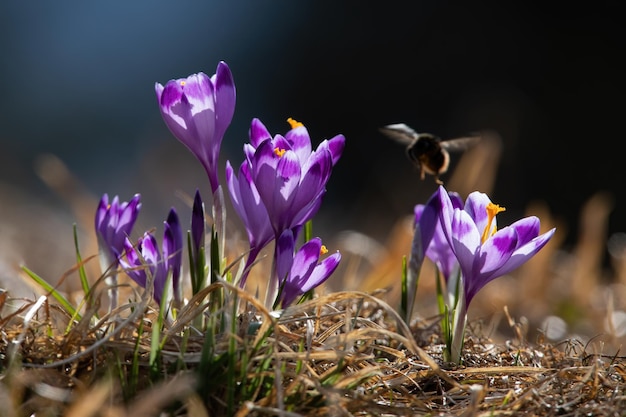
[1,2,624,274]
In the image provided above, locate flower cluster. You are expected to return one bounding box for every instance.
[94,58,554,358]
[96,61,343,312]
[226,117,344,302]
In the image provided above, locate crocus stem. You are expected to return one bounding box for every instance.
[447,268,462,313]
[237,247,260,289]
[449,291,467,364]
[265,249,279,309]
[212,185,227,272]
[106,275,118,314]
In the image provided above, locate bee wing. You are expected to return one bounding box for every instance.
[379,123,419,146]
[440,136,481,152]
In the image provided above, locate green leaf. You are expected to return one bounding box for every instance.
[21,266,79,321]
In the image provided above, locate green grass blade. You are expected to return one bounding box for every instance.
[435,268,445,316]
[21,266,79,320]
[73,224,91,297]
[400,255,408,322]
[130,318,143,398]
[227,291,238,416]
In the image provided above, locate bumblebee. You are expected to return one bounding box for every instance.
[380,123,481,184]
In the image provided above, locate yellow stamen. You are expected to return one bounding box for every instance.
[274,147,286,157]
[320,245,328,255]
[481,202,506,244]
[180,80,186,86]
[287,117,304,129]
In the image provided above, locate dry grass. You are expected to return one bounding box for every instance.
[2,282,626,416]
[3,140,626,416]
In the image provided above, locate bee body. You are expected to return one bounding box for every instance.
[380,123,479,184]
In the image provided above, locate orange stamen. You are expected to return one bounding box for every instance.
[287,117,304,129]
[320,245,328,255]
[481,202,506,243]
[274,147,286,157]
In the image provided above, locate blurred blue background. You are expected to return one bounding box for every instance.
[1,2,624,291]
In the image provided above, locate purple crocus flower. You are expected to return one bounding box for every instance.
[95,193,142,266]
[121,208,183,306]
[155,61,235,194]
[435,186,556,309]
[95,193,141,311]
[240,117,345,236]
[274,230,341,309]
[425,185,555,363]
[226,118,345,288]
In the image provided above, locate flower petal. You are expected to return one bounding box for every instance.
[181,73,215,115]
[449,209,482,279]
[490,228,556,278]
[464,191,492,232]
[285,124,312,160]
[249,118,272,148]
[479,226,518,274]
[300,252,341,293]
[276,230,295,283]
[510,216,541,247]
[290,150,330,220]
[213,61,236,141]
[270,151,301,231]
[290,238,322,281]
[291,191,325,229]
[324,135,346,166]
[226,161,274,251]
[117,194,142,236]
[163,208,183,302]
[191,189,205,255]
[279,238,322,306]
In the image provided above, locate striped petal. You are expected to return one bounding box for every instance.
[301,252,341,294]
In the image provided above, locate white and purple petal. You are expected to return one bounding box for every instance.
[226,162,273,251]
[510,216,541,247]
[270,151,302,230]
[320,135,346,166]
[285,124,312,160]
[300,252,341,294]
[478,227,518,276]
[249,118,272,148]
[213,61,236,141]
[488,228,556,279]
[464,191,492,231]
